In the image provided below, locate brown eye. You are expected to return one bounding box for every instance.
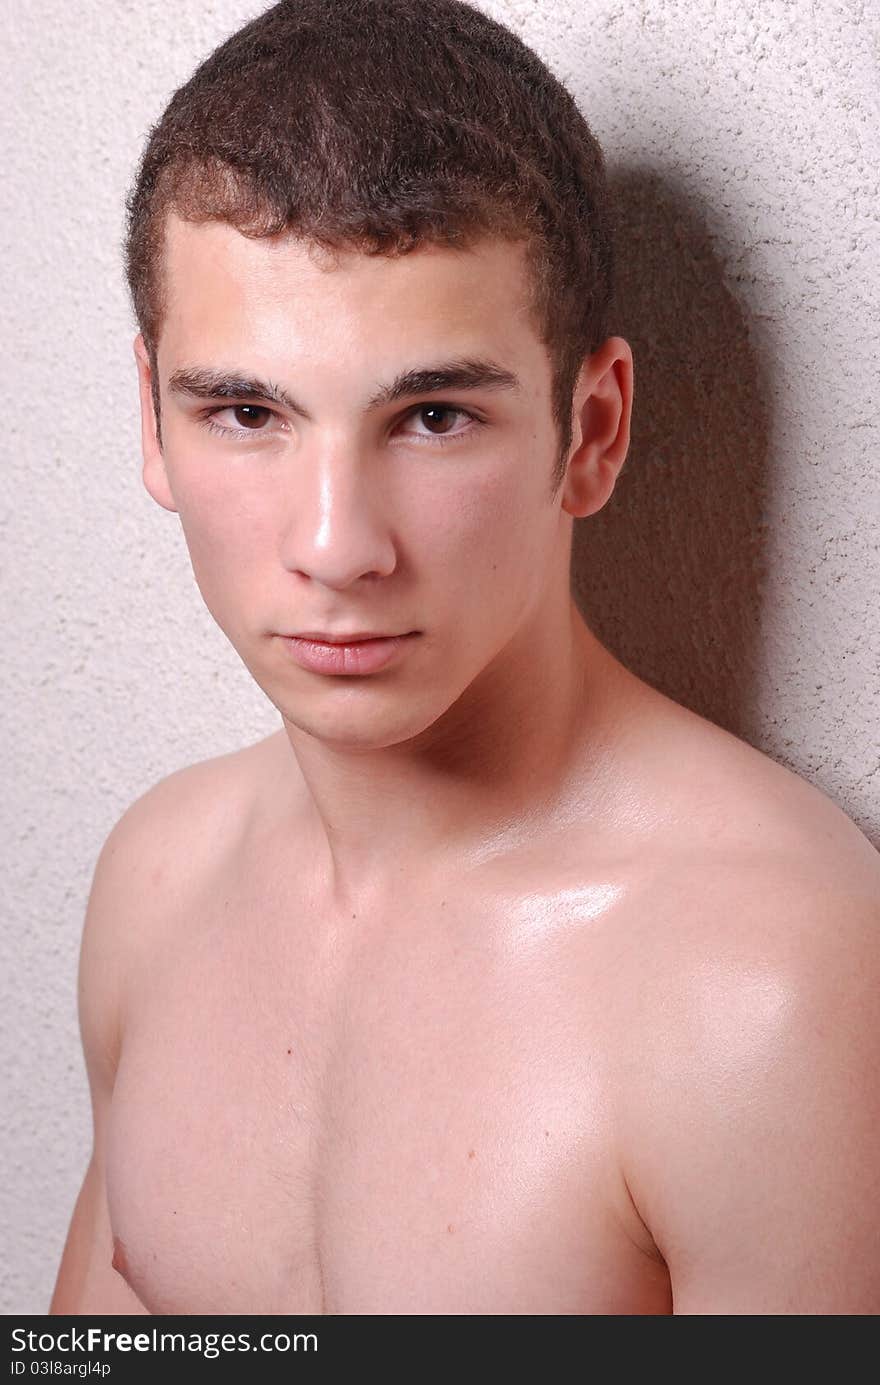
[398,403,478,447]
[203,403,283,440]
[232,405,270,429]
[419,405,458,434]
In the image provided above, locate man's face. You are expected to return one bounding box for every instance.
[137,215,578,751]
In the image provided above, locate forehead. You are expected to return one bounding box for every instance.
[157,213,546,376]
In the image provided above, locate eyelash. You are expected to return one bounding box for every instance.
[201,402,481,447]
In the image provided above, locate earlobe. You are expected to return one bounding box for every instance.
[560,336,634,520]
[133,333,178,514]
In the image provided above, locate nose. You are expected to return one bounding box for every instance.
[278,443,398,589]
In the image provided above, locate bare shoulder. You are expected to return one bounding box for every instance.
[607,695,880,1311]
[78,730,291,1055]
[56,733,290,1315]
[614,690,879,1082]
[98,730,288,885]
[629,687,877,882]
[111,727,299,877]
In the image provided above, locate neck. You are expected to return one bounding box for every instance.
[278,599,628,910]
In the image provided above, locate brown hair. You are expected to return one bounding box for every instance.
[123,0,614,491]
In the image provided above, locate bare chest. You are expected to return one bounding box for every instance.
[106,874,670,1315]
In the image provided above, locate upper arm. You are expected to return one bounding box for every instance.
[50,752,247,1313]
[50,788,179,1315]
[623,883,880,1315]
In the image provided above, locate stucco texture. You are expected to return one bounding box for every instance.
[2,0,877,1315]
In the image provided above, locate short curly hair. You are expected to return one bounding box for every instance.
[123,0,614,490]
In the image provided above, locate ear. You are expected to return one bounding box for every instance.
[133,333,178,513]
[560,336,633,519]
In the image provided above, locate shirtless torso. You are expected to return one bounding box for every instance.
[48,0,880,1317]
[50,674,880,1315]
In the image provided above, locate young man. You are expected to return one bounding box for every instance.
[51,0,879,1315]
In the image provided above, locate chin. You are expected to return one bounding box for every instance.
[267,684,450,753]
[241,640,479,752]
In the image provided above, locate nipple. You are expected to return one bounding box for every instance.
[111,1235,129,1278]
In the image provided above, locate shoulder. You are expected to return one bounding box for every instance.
[590,686,879,1001]
[611,715,880,1118]
[77,732,286,1085]
[89,728,293,898]
[631,685,876,875]
[622,871,879,1311]
[607,706,880,1310]
[618,695,880,1119]
[101,735,273,864]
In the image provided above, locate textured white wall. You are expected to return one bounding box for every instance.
[2,0,877,1315]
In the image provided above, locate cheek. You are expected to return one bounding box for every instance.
[413,461,550,603]
[172,474,274,618]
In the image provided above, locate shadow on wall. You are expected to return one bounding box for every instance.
[572,167,769,745]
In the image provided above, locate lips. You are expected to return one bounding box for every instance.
[280,631,418,675]
[291,631,407,643]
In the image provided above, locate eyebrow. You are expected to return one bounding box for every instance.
[166,358,522,418]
